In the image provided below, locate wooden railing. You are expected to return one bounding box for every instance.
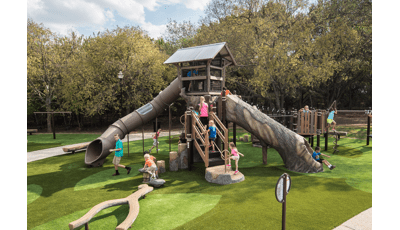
[192,111,209,167]
[210,112,229,172]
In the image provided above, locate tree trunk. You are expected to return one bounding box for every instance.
[226,95,322,173]
[46,99,52,132]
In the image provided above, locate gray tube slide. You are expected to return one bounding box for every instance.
[85,78,181,167]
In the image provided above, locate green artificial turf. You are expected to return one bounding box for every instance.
[28,184,43,205]
[27,134,101,152]
[28,134,372,230]
[74,164,142,191]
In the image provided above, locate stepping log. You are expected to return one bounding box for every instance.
[157,160,165,174]
[169,151,178,171]
[63,143,89,154]
[178,143,188,169]
[69,184,153,230]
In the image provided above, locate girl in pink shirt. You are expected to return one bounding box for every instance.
[228,142,244,175]
[199,96,208,126]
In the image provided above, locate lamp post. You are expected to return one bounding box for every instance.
[118,71,124,117]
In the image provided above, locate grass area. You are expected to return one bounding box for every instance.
[27,134,101,152]
[28,132,372,230]
[334,125,372,139]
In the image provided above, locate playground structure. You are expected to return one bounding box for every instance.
[85,42,325,173]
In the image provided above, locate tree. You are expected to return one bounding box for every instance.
[27,19,64,131]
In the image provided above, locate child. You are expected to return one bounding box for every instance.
[178,132,187,144]
[109,134,131,176]
[143,151,158,178]
[199,96,208,126]
[228,142,244,175]
[193,104,200,117]
[299,105,310,113]
[143,153,157,180]
[221,87,232,96]
[204,120,217,151]
[149,128,161,152]
[312,146,336,170]
[326,108,338,132]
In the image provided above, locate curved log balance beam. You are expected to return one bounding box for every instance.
[68,184,154,230]
[225,95,323,173]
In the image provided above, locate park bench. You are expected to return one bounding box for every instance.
[62,143,89,154]
[27,129,38,135]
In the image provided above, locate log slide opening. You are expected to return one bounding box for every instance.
[68,184,154,230]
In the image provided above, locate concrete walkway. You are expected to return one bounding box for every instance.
[27,131,181,163]
[333,208,372,230]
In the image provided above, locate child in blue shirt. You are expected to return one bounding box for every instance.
[204,120,217,151]
[312,146,336,170]
[109,134,131,176]
[326,108,338,132]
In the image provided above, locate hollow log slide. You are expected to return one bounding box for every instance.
[225,95,323,173]
[68,184,154,230]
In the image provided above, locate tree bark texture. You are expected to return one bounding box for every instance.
[225,95,323,173]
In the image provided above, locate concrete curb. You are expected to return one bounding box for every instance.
[27,131,181,163]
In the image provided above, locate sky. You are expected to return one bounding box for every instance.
[27,0,211,39]
[26,0,324,39]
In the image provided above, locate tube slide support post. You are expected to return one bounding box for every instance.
[169,105,172,152]
[52,112,56,139]
[156,117,158,155]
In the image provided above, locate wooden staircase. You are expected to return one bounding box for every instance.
[191,111,229,168]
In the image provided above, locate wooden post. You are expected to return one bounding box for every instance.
[233,122,237,146]
[262,144,268,165]
[207,60,211,92]
[293,109,297,133]
[127,133,129,157]
[217,96,223,150]
[325,109,329,151]
[156,117,159,154]
[142,124,145,154]
[52,112,56,139]
[188,140,193,171]
[367,115,371,145]
[169,105,172,152]
[317,110,321,148]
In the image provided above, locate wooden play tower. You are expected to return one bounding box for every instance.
[164,42,237,170]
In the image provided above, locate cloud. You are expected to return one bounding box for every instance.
[182,0,211,11]
[27,0,210,38]
[142,22,167,39]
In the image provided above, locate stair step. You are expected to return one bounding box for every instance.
[208,158,225,167]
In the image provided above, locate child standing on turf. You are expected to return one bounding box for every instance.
[312,146,336,170]
[149,128,161,152]
[204,120,217,151]
[109,134,131,176]
[199,96,209,126]
[228,142,244,175]
[326,108,338,132]
[144,153,157,179]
